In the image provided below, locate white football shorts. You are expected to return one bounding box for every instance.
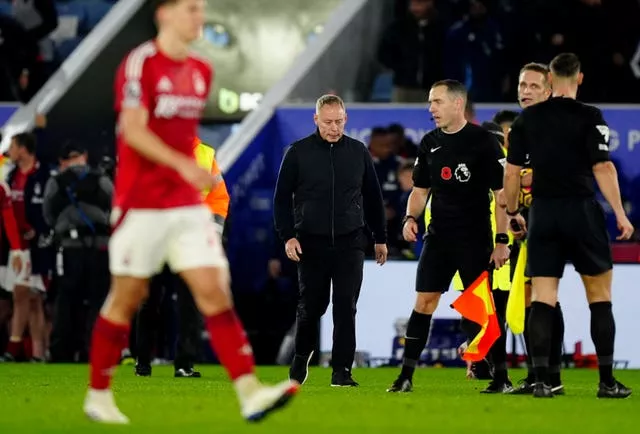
[109,205,228,278]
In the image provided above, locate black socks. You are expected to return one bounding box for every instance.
[548,303,565,387]
[400,310,432,381]
[589,301,616,386]
[528,301,555,384]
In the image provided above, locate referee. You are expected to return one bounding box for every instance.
[505,53,633,399]
[504,62,566,395]
[387,80,512,394]
[273,94,388,387]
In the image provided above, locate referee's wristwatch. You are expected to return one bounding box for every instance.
[506,208,520,217]
[495,233,509,245]
[402,215,417,226]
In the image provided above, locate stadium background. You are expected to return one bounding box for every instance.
[1,0,640,370]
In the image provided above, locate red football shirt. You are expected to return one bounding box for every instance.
[0,181,22,251]
[113,40,213,210]
[10,166,36,249]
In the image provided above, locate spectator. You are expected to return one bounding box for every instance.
[600,0,640,102]
[378,0,446,103]
[388,162,416,259]
[492,110,518,148]
[10,0,59,101]
[388,123,417,161]
[0,14,39,101]
[369,127,402,259]
[444,0,508,102]
[464,98,477,124]
[369,128,401,224]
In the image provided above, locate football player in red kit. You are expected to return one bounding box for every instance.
[0,177,24,344]
[2,133,51,362]
[83,0,298,424]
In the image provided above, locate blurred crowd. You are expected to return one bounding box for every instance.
[0,0,115,103]
[378,0,640,103]
[0,0,59,102]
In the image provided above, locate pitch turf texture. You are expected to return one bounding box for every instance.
[0,366,637,433]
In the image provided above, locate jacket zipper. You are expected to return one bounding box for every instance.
[330,143,335,245]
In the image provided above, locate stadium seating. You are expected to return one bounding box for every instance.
[369,71,393,102]
[0,0,116,62]
[52,1,115,61]
[55,36,84,61]
[0,1,10,16]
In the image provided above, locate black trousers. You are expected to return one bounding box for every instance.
[294,230,366,371]
[136,266,201,370]
[50,246,110,363]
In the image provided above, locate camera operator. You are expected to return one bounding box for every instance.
[43,142,113,362]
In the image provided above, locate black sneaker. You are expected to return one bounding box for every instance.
[387,376,413,393]
[533,382,554,398]
[135,363,152,377]
[175,368,202,378]
[509,378,535,395]
[597,380,632,399]
[481,379,514,394]
[289,351,313,385]
[331,369,359,387]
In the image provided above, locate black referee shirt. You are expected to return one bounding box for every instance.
[507,97,611,198]
[413,123,505,239]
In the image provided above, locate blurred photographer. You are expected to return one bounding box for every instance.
[43,142,113,362]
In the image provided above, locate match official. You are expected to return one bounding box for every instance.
[387,80,512,394]
[503,62,566,395]
[505,53,633,398]
[273,94,388,387]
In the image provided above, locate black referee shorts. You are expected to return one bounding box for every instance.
[528,197,612,278]
[416,230,492,293]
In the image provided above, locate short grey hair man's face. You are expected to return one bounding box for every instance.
[314,95,347,143]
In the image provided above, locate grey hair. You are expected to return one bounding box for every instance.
[315,94,345,114]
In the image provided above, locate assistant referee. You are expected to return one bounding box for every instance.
[505,53,633,399]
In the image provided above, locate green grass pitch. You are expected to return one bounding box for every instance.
[0,365,637,433]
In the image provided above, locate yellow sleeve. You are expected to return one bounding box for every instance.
[194,143,215,196]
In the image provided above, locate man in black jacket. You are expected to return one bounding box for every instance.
[273,94,388,387]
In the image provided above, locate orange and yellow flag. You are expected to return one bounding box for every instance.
[451,271,501,362]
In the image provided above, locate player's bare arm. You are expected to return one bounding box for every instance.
[504,163,521,215]
[497,189,522,241]
[504,162,527,236]
[120,107,216,191]
[593,161,634,240]
[403,187,430,242]
[490,189,510,268]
